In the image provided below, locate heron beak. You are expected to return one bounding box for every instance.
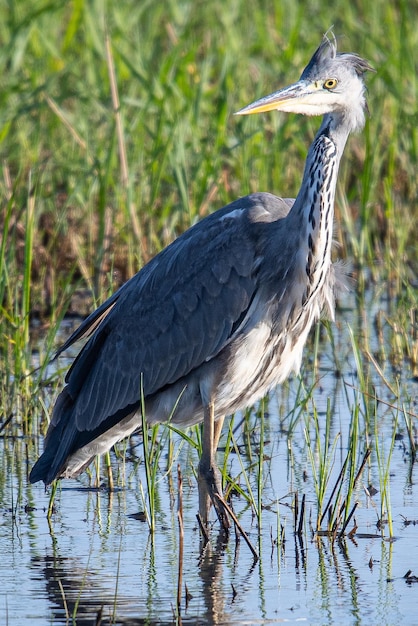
[235,80,311,115]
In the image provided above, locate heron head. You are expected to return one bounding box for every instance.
[236,32,375,132]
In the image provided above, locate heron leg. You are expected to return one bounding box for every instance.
[198,404,230,530]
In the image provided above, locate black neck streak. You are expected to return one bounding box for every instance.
[303,132,338,307]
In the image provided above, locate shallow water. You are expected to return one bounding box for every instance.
[1,288,417,625]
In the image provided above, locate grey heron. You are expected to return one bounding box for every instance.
[30,33,373,530]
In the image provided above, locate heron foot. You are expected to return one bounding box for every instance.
[197,462,259,560]
[198,461,231,532]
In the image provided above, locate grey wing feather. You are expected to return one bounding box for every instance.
[59,193,290,432]
[55,291,121,358]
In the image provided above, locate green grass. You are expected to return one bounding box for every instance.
[0,0,416,537]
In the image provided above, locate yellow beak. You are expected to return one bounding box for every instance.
[235,80,314,115]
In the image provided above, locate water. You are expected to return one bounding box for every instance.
[3,455,418,625]
[1,290,417,625]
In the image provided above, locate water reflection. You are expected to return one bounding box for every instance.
[27,495,253,625]
[31,552,113,625]
[32,550,199,625]
[198,536,229,624]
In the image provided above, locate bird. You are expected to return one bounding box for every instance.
[30,32,373,530]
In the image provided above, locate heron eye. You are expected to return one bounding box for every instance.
[324,78,338,90]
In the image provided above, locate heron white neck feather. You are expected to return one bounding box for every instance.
[290,124,346,307]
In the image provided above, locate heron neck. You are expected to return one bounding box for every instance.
[292,113,350,217]
[289,113,350,301]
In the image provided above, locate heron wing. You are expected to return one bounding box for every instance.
[58,193,292,432]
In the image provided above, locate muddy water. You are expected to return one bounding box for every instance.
[1,290,417,625]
